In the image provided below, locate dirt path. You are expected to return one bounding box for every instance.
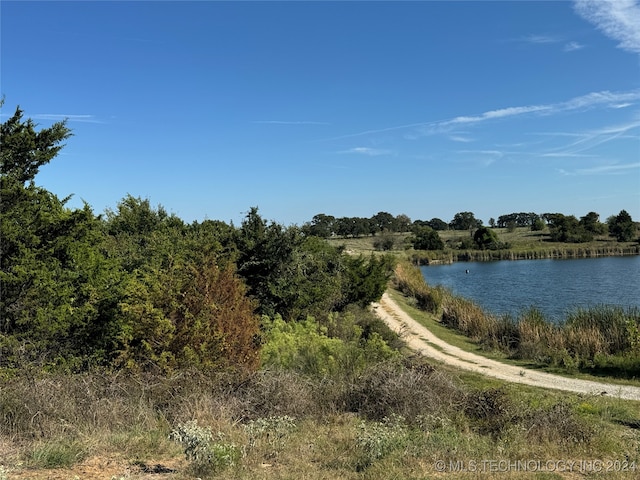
[373,292,640,401]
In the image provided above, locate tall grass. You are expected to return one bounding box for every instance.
[392,260,444,313]
[395,262,640,377]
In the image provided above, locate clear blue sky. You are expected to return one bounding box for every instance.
[2,1,639,226]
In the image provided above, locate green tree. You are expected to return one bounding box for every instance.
[304,213,336,238]
[531,218,546,231]
[0,105,125,367]
[0,103,72,184]
[580,212,606,235]
[473,226,501,250]
[394,214,412,233]
[411,226,444,250]
[547,214,593,243]
[340,255,393,309]
[371,211,395,235]
[426,217,448,231]
[608,210,636,242]
[450,212,482,231]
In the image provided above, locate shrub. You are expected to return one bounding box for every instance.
[355,414,408,470]
[373,235,395,251]
[524,402,595,446]
[243,415,297,457]
[169,420,240,475]
[464,387,518,437]
[342,359,463,423]
[237,370,317,419]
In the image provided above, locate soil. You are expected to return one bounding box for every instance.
[372,292,640,401]
[4,457,185,480]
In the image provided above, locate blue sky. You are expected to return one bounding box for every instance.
[2,1,639,226]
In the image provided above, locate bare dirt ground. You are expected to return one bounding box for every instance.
[373,292,640,402]
[3,456,184,480]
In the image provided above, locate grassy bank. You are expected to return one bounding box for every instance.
[392,261,640,381]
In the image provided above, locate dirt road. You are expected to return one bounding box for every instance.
[373,292,640,401]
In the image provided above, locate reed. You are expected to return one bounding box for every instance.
[392,261,443,313]
[393,263,640,377]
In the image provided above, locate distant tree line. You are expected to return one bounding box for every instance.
[303,209,637,250]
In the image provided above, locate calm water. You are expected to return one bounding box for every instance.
[420,256,640,322]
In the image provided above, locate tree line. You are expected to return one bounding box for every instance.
[0,104,392,373]
[303,210,637,243]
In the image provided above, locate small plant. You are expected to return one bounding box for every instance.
[170,420,240,475]
[27,440,86,469]
[355,414,408,470]
[243,415,297,456]
[0,466,10,480]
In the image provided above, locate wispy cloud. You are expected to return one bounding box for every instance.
[444,105,551,126]
[253,120,330,125]
[457,149,505,167]
[539,118,640,156]
[338,147,393,156]
[518,34,585,53]
[574,0,640,54]
[32,113,103,123]
[521,34,560,44]
[611,103,633,108]
[564,41,585,52]
[449,135,474,143]
[542,152,596,158]
[559,162,640,175]
[324,89,640,142]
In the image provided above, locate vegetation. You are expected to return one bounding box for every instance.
[394,261,640,379]
[2,104,640,479]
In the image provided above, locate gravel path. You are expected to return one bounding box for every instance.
[373,292,640,401]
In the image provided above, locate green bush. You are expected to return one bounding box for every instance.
[261,314,398,376]
[170,420,240,475]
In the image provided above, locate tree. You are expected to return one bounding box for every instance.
[411,226,444,250]
[473,226,501,250]
[450,212,482,231]
[531,218,546,231]
[608,210,636,242]
[427,218,449,231]
[394,214,412,233]
[497,212,540,228]
[339,254,392,309]
[0,103,72,185]
[580,212,606,235]
[1,105,125,367]
[304,213,336,238]
[370,211,395,235]
[547,214,593,243]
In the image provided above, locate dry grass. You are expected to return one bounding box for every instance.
[1,361,639,479]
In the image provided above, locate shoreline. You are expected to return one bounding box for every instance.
[373,292,640,401]
[412,246,640,265]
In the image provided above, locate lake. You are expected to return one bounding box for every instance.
[420,255,640,322]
